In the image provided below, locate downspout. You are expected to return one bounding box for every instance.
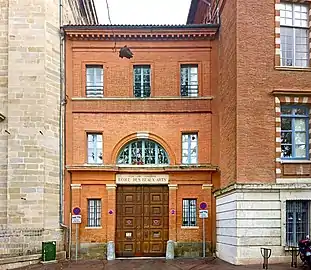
[59,0,65,227]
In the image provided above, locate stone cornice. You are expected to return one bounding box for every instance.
[66,164,218,172]
[63,24,219,41]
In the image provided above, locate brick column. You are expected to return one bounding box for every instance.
[70,184,82,257]
[106,184,117,242]
[168,184,178,241]
[202,184,213,248]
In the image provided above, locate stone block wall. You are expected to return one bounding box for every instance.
[0,0,97,257]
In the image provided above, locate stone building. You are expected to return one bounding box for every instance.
[188,0,311,265]
[63,24,218,258]
[0,0,97,265]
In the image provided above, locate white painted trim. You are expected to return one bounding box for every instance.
[85,226,103,229]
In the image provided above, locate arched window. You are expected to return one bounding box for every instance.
[117,139,169,165]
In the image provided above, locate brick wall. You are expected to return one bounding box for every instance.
[217,0,237,187]
[64,28,217,252]
[235,0,311,184]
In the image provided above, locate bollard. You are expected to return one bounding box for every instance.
[260,247,272,269]
[166,240,175,260]
[290,246,299,268]
[107,241,115,261]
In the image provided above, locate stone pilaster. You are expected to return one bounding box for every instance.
[106,184,116,242]
[168,184,178,241]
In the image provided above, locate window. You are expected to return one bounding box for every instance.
[87,199,101,227]
[117,139,169,165]
[281,106,308,159]
[182,133,198,164]
[182,199,197,226]
[280,3,309,67]
[286,201,310,246]
[87,133,103,164]
[133,65,151,97]
[86,65,103,97]
[180,65,198,97]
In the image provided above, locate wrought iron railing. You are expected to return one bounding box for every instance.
[86,85,103,97]
[133,85,151,98]
[180,84,198,97]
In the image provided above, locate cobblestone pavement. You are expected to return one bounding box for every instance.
[15,258,305,270]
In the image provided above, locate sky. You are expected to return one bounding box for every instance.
[93,0,192,25]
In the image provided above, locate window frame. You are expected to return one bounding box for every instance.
[180,64,199,97]
[133,65,151,98]
[182,199,197,227]
[87,199,102,227]
[279,2,309,67]
[86,65,104,97]
[181,133,198,164]
[87,133,103,164]
[285,200,310,247]
[116,139,170,165]
[280,105,309,160]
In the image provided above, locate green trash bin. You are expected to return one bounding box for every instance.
[42,241,56,262]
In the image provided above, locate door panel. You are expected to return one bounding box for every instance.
[116,185,168,257]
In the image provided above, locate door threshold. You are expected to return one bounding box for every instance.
[116,257,166,260]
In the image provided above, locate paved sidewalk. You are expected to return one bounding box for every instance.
[15,258,303,270]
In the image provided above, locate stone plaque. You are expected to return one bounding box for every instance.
[116,174,169,185]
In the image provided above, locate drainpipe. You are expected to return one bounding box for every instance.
[59,0,65,227]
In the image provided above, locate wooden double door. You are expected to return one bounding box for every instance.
[116,185,169,257]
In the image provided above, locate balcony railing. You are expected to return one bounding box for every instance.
[133,85,151,98]
[86,85,103,97]
[180,85,198,97]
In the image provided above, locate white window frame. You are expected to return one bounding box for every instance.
[87,199,102,227]
[87,133,103,164]
[180,64,199,97]
[280,2,309,67]
[133,65,151,98]
[182,133,198,164]
[86,65,103,97]
[182,199,197,227]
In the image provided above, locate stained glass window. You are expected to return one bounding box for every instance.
[117,139,169,165]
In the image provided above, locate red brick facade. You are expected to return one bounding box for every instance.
[63,0,311,262]
[64,25,218,257]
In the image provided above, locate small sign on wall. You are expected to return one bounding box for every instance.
[72,215,82,224]
[199,210,208,219]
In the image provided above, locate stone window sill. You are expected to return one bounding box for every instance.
[181,226,199,229]
[275,66,311,72]
[280,160,311,164]
[85,227,102,229]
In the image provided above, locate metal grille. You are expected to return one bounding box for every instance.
[182,199,197,226]
[286,200,310,246]
[87,199,101,227]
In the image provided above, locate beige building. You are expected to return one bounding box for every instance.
[0,0,97,263]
